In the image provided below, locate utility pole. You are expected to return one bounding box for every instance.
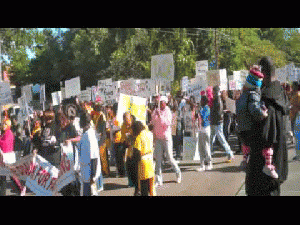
[214,29,219,70]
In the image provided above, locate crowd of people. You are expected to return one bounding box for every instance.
[0,56,299,196]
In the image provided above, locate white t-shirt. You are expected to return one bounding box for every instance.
[78,127,101,183]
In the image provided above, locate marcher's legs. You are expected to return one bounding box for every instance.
[215,123,234,159]
[165,139,181,176]
[198,126,212,169]
[154,139,164,186]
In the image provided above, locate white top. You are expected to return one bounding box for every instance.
[78,127,101,183]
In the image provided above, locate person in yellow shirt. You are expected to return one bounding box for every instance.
[132,121,156,196]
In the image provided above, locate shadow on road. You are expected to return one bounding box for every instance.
[104,183,129,191]
[210,165,244,173]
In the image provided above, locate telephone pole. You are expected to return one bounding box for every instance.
[214,29,219,70]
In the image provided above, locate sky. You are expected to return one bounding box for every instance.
[26,28,69,60]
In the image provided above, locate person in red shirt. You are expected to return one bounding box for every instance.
[0,119,26,196]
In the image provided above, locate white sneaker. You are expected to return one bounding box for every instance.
[20,187,26,196]
[196,165,205,172]
[205,162,213,171]
[176,172,182,184]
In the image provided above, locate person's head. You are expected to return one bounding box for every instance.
[160,96,168,110]
[221,90,228,102]
[213,85,221,97]
[43,110,55,125]
[123,111,133,126]
[58,113,70,129]
[244,65,264,89]
[80,112,91,131]
[259,56,275,87]
[132,121,146,137]
[201,95,208,107]
[1,119,11,132]
[292,81,299,93]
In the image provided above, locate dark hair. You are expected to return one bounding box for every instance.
[132,121,145,137]
[201,95,208,106]
[80,112,91,129]
[259,56,275,78]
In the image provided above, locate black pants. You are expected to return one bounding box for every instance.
[140,179,151,196]
[115,143,126,176]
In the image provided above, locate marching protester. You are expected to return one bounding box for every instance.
[151,95,182,187]
[78,112,101,196]
[132,121,156,196]
[210,85,234,162]
[197,95,212,171]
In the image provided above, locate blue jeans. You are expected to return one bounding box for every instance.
[211,123,233,157]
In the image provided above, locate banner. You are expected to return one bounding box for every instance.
[117,93,147,125]
[0,148,76,196]
[151,54,174,81]
[65,76,81,99]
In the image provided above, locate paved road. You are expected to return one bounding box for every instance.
[5,134,299,196]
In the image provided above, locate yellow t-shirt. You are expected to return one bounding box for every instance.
[133,129,154,180]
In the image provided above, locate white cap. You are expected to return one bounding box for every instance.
[160,96,168,103]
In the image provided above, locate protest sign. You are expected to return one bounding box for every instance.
[181,76,189,92]
[117,93,147,125]
[51,91,62,106]
[206,69,227,91]
[196,60,208,77]
[0,152,35,178]
[151,54,174,81]
[40,84,46,104]
[65,76,81,99]
[0,82,13,106]
[182,136,200,161]
[188,76,207,102]
[0,147,77,196]
[21,84,33,103]
[79,89,92,102]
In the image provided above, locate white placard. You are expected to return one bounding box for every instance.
[65,77,81,99]
[51,91,62,106]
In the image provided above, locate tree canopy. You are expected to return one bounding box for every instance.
[2,28,300,98]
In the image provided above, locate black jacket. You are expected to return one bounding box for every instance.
[210,95,223,125]
[245,81,289,196]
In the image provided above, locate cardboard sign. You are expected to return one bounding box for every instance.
[151,54,174,81]
[117,93,147,125]
[182,136,200,161]
[206,69,227,91]
[196,60,208,77]
[65,77,81,99]
[51,91,62,106]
